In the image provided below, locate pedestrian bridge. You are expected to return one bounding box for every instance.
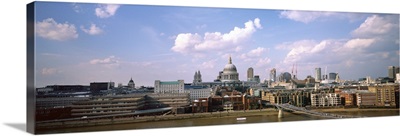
[273,103,363,119]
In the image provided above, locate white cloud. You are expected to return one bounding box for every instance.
[276,39,344,65]
[275,14,396,66]
[239,47,268,61]
[280,10,337,23]
[36,18,78,41]
[200,59,217,69]
[248,47,267,57]
[90,56,119,65]
[171,18,262,55]
[42,68,57,75]
[352,15,398,37]
[95,4,120,18]
[81,23,103,35]
[343,38,375,49]
[256,57,271,67]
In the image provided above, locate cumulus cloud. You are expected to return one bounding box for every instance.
[280,10,337,23]
[81,24,103,35]
[255,57,271,67]
[42,68,58,75]
[171,18,262,55]
[36,18,78,41]
[240,47,268,61]
[90,56,119,65]
[352,15,399,38]
[95,4,120,18]
[200,59,217,69]
[343,38,375,49]
[277,14,398,68]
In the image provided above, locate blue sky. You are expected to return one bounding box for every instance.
[34,2,399,87]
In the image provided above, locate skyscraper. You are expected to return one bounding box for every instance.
[270,68,276,82]
[315,67,321,82]
[388,66,396,79]
[247,67,254,81]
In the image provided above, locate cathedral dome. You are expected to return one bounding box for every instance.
[223,64,237,72]
[220,55,239,83]
[223,56,237,72]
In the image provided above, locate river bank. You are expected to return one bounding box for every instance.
[312,108,399,113]
[36,108,279,131]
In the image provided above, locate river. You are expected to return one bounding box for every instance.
[37,109,399,134]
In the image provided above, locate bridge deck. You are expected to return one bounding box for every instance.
[274,104,362,119]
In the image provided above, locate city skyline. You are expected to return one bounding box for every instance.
[35,2,399,87]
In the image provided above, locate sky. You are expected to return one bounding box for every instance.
[34,2,399,87]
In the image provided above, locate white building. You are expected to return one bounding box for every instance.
[154,80,185,94]
[185,87,212,101]
[311,93,341,107]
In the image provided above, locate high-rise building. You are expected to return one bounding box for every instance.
[254,75,260,83]
[270,68,276,82]
[315,67,321,82]
[247,67,254,81]
[388,66,396,79]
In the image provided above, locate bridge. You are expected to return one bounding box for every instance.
[273,103,363,119]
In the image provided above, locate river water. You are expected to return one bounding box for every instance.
[37,109,399,134]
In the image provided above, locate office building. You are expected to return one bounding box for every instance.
[388,66,396,79]
[315,67,321,82]
[247,67,254,81]
[270,68,276,82]
[154,80,185,94]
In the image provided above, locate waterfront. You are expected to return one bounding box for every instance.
[37,108,399,134]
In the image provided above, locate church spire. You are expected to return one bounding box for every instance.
[229,55,232,64]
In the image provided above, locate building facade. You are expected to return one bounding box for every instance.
[357,92,377,107]
[154,80,185,94]
[185,87,213,101]
[90,82,115,94]
[311,93,341,107]
[340,92,357,107]
[368,84,398,107]
[247,67,254,81]
[388,66,396,79]
[270,68,276,83]
[315,67,321,82]
[70,94,145,117]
